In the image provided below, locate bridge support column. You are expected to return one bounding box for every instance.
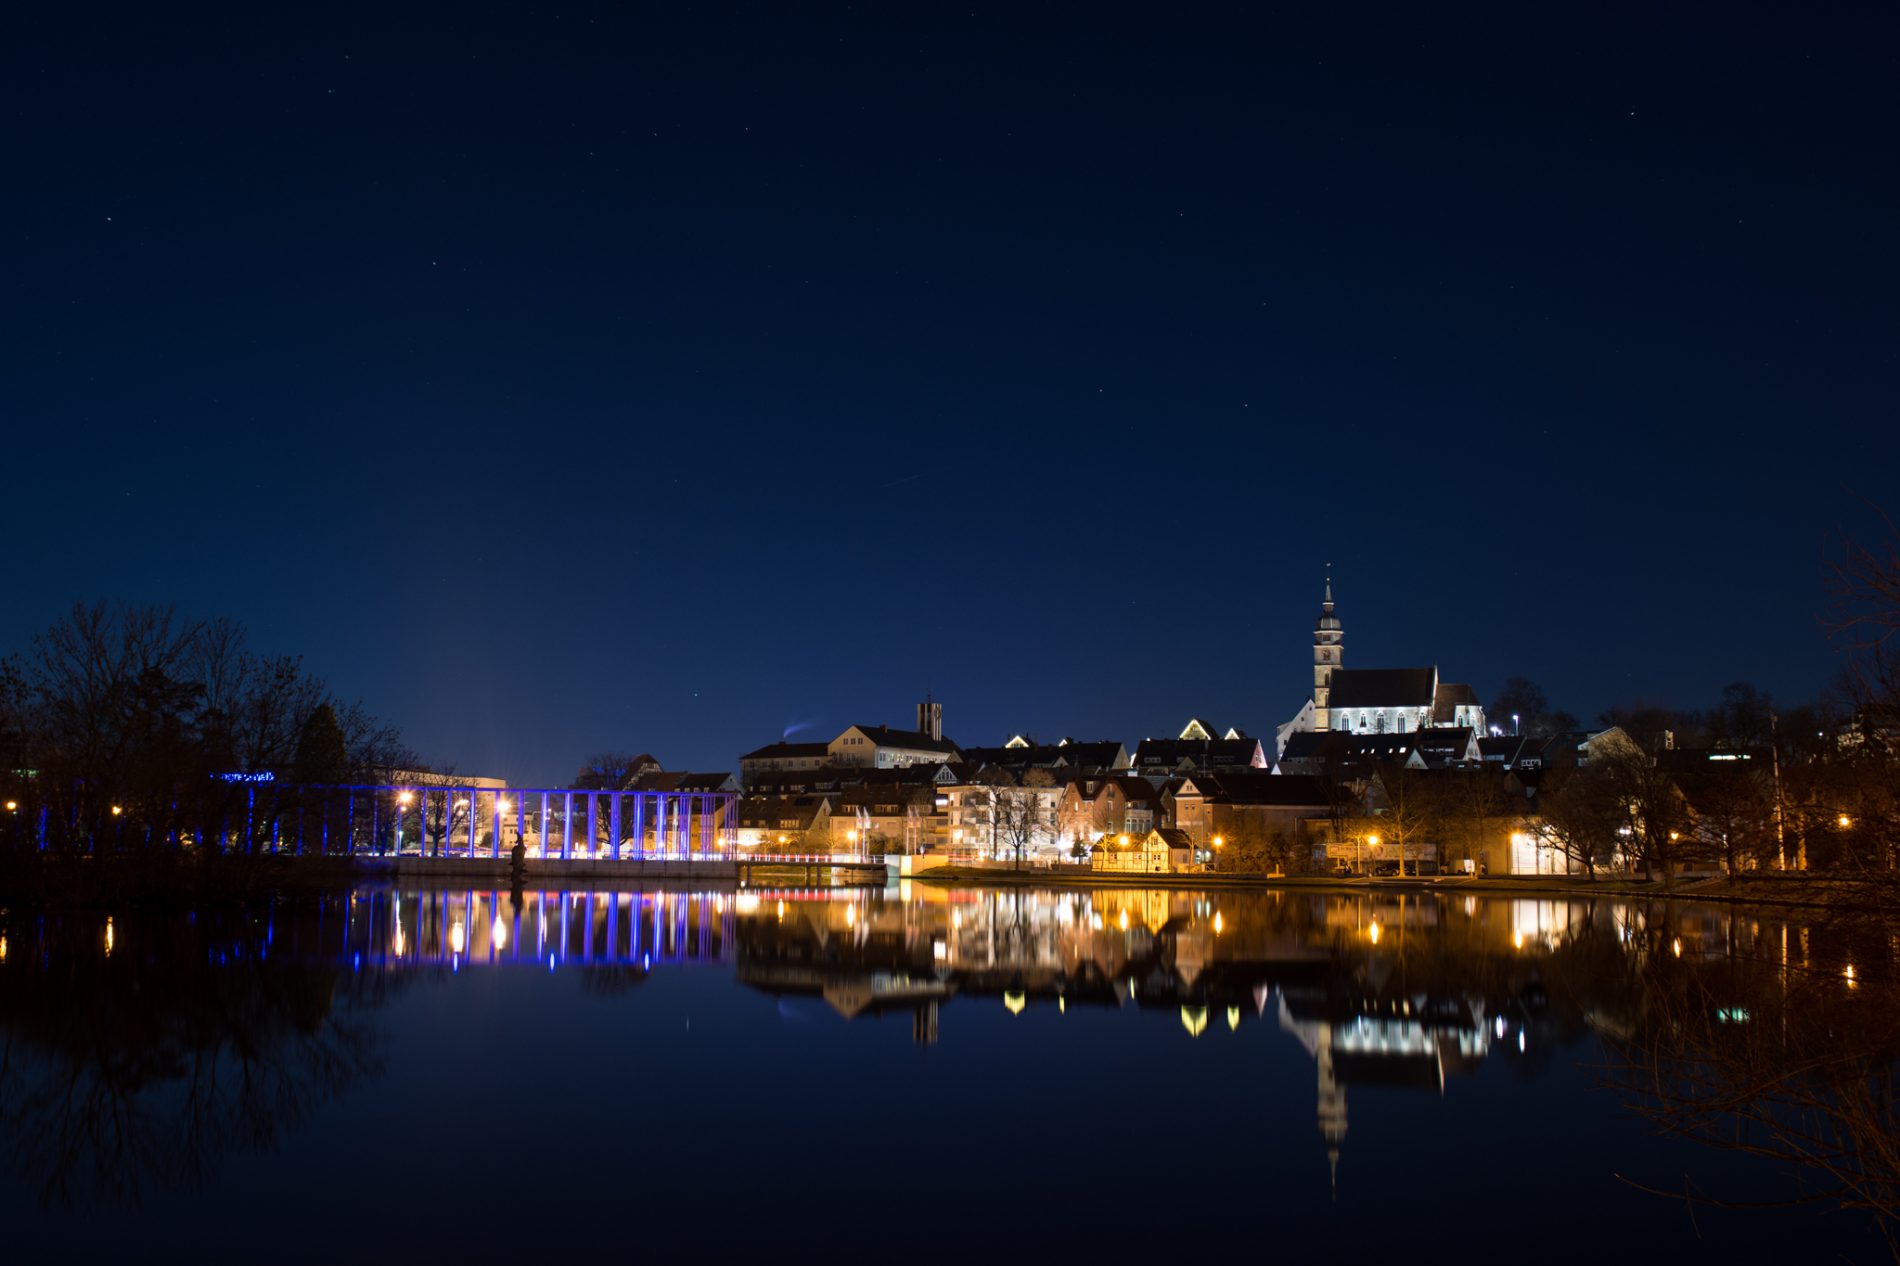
[610,795,622,861]
[587,794,598,861]
[563,792,574,860]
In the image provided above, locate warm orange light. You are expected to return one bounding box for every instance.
[110,805,123,816]
[1213,835,1224,849]
[1368,919,1382,945]
[1839,815,1853,829]
[397,791,413,806]
[3,800,16,812]
[1367,833,1381,847]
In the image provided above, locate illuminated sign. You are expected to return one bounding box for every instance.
[218,771,276,783]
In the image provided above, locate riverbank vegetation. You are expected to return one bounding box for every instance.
[0,603,411,880]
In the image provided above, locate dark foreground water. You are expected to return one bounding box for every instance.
[3,883,1897,1263]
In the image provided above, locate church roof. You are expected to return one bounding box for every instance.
[1315,577,1341,631]
[1431,682,1482,723]
[1328,668,1437,709]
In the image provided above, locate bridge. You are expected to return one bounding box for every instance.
[206,779,742,860]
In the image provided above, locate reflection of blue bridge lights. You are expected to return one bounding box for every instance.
[319,888,754,974]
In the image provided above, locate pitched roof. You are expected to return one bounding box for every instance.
[958,739,1126,771]
[735,794,832,830]
[740,740,832,761]
[1328,668,1437,709]
[1133,737,1264,769]
[1279,732,1420,764]
[1432,682,1482,724]
[1477,736,1529,765]
[842,724,960,755]
[628,770,737,793]
[1179,770,1335,807]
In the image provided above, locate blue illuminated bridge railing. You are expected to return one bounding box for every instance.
[206,782,740,860]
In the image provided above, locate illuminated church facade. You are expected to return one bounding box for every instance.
[1298,578,1486,739]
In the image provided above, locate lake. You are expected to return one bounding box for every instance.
[3,881,1895,1263]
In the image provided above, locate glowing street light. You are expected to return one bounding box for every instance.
[110,805,123,817]
[1839,814,1853,829]
[4,800,16,812]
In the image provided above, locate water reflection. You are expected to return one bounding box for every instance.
[0,901,386,1208]
[3,884,1895,1250]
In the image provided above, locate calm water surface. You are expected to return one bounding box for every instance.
[3,883,1895,1263]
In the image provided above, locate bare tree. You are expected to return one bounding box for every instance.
[1535,762,1625,879]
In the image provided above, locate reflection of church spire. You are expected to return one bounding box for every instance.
[1316,1022,1348,1200]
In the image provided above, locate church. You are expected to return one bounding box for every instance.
[1288,578,1486,744]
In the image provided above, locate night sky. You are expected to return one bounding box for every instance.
[5,3,1895,783]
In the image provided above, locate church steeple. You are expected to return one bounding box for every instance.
[1313,571,1343,732]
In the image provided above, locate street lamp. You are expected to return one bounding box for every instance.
[396,790,413,855]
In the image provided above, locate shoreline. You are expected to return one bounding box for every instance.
[910,866,1896,912]
[3,853,1893,916]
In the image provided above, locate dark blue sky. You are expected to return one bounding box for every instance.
[4,2,1894,782]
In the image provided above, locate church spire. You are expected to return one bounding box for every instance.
[1313,568,1343,731]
